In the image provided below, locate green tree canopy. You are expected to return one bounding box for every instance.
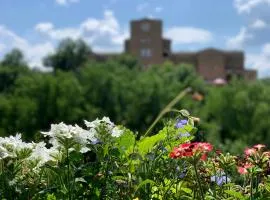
[43,38,91,71]
[1,48,27,67]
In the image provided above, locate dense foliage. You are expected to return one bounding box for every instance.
[1,110,270,199]
[0,39,270,155]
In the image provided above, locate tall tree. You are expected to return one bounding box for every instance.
[1,48,27,67]
[43,38,91,71]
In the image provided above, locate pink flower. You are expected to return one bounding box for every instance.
[215,149,222,155]
[238,167,248,175]
[196,142,213,152]
[263,151,270,158]
[237,163,253,175]
[253,144,266,151]
[244,148,256,156]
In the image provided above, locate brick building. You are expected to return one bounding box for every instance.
[92,18,257,82]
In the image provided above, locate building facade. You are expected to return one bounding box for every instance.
[93,18,257,82]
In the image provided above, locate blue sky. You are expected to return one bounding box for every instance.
[0,0,270,77]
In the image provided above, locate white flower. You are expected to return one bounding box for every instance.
[41,122,99,154]
[80,146,90,153]
[72,125,97,145]
[101,117,114,126]
[0,134,33,150]
[8,179,17,186]
[30,142,57,165]
[84,117,114,129]
[69,147,75,153]
[41,122,73,139]
[0,134,34,159]
[84,118,102,129]
[85,117,123,138]
[0,146,10,159]
[112,127,123,138]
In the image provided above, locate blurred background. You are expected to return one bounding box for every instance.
[0,0,270,154]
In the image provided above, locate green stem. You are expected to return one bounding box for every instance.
[212,163,217,199]
[225,171,229,199]
[144,87,192,137]
[193,162,204,200]
[250,175,253,200]
[66,147,71,200]
[255,175,259,195]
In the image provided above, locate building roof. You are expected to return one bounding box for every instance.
[132,17,162,22]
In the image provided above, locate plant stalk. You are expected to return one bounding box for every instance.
[193,162,204,200]
[144,87,192,137]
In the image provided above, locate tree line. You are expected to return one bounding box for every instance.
[0,38,270,153]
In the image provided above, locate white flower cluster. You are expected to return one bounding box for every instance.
[0,117,123,172]
[41,122,97,153]
[41,117,123,154]
[84,117,114,129]
[0,134,33,159]
[0,134,58,172]
[84,116,124,138]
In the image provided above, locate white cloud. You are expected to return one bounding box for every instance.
[36,25,81,40]
[246,43,270,78]
[1,9,128,69]
[56,0,80,6]
[25,42,55,68]
[165,27,213,44]
[146,14,156,19]
[35,22,54,32]
[155,6,163,13]
[226,27,253,49]
[262,43,270,54]
[35,9,128,52]
[0,25,54,70]
[136,3,149,12]
[234,0,270,13]
[231,0,270,48]
[250,19,267,29]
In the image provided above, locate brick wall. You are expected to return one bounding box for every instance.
[197,49,226,81]
[91,18,257,81]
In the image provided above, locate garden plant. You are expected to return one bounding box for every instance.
[1,104,270,200]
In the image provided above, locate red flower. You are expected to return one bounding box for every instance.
[200,153,207,161]
[169,142,213,159]
[169,147,182,158]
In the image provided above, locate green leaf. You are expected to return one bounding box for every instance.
[181,187,193,194]
[179,109,190,117]
[75,177,87,183]
[46,193,57,200]
[224,190,246,199]
[187,118,194,126]
[117,129,136,155]
[137,131,166,156]
[135,179,156,193]
[183,124,198,134]
[265,182,270,192]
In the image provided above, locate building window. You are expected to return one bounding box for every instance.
[163,51,169,58]
[140,48,152,57]
[140,38,151,44]
[141,23,150,32]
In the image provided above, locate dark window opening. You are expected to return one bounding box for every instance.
[163,52,169,58]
